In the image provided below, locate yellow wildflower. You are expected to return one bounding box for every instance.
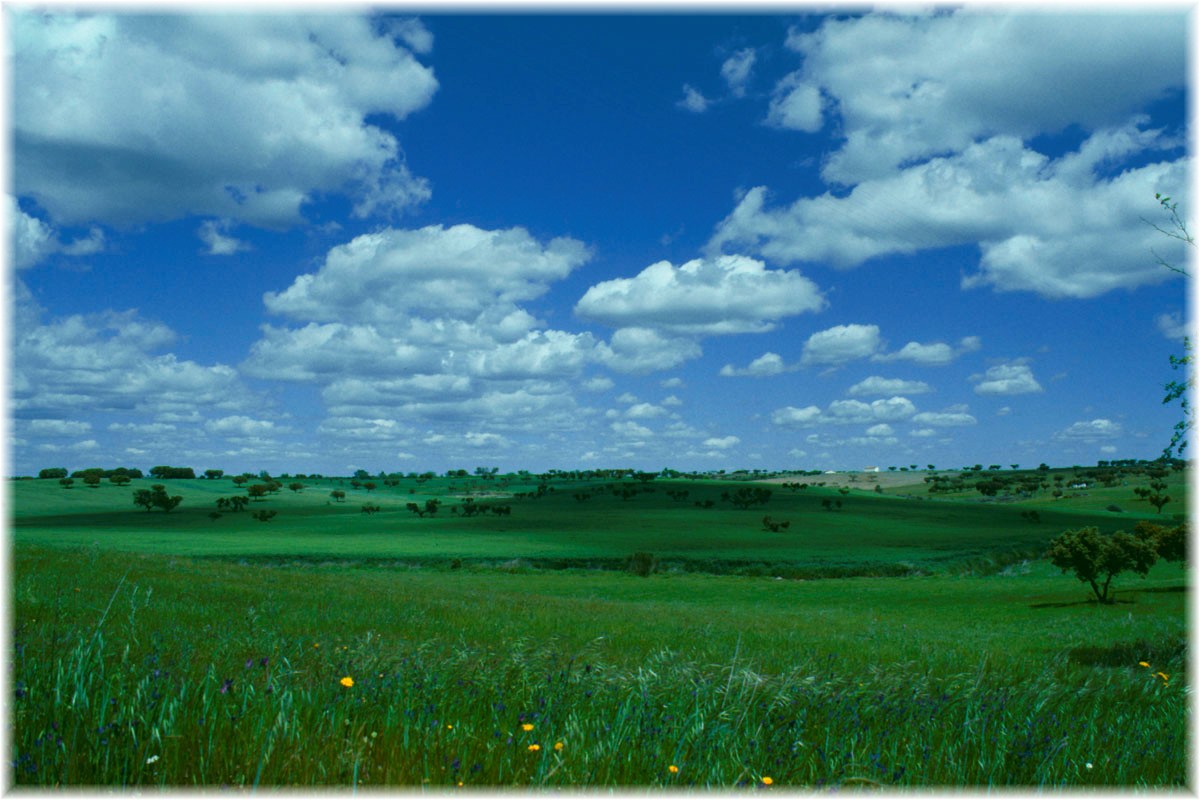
[668,765,679,774]
[762,777,774,786]
[521,723,534,731]
[1139,661,1150,667]
[528,744,541,752]
[1157,672,1170,681]
[340,676,354,688]
[554,741,564,751]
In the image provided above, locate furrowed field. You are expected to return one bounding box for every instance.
[9,466,1190,788]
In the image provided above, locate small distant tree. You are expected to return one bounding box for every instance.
[1046,526,1158,604]
[363,482,377,493]
[288,482,304,493]
[205,469,225,480]
[232,475,249,487]
[109,474,131,487]
[330,490,346,503]
[83,474,101,489]
[58,477,75,489]
[39,467,68,480]
[251,510,277,523]
[247,484,270,501]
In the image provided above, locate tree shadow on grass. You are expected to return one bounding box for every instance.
[1125,585,1188,594]
[1029,598,1135,608]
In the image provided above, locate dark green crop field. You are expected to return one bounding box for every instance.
[9,467,1189,788]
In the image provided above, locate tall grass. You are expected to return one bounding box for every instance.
[11,546,1187,787]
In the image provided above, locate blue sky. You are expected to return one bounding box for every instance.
[8,7,1193,477]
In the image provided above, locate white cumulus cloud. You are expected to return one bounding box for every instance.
[971,362,1043,395]
[1057,418,1123,440]
[847,376,933,396]
[801,324,881,366]
[13,13,439,228]
[719,352,793,377]
[575,254,824,336]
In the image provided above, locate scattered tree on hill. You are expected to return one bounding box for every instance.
[58,477,74,489]
[247,484,271,501]
[975,479,1004,497]
[722,486,772,510]
[232,475,249,487]
[216,496,249,513]
[1046,526,1158,604]
[133,484,183,513]
[1133,478,1172,514]
[252,510,277,522]
[330,490,346,503]
[762,515,790,533]
[150,466,196,479]
[406,499,441,518]
[288,482,304,493]
[83,474,101,489]
[205,469,225,480]
[38,467,68,479]
[361,504,382,515]
[109,474,131,487]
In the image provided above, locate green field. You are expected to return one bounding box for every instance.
[9,467,1189,787]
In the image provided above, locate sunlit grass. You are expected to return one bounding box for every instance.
[11,544,1187,787]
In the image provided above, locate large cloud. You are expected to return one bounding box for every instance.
[575,254,824,335]
[13,282,259,422]
[710,128,1186,298]
[12,12,438,229]
[246,224,610,443]
[711,10,1187,301]
[266,224,591,325]
[773,10,1186,184]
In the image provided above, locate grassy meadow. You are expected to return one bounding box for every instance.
[8,466,1190,787]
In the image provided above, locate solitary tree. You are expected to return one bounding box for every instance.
[1046,526,1158,604]
[133,484,182,513]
